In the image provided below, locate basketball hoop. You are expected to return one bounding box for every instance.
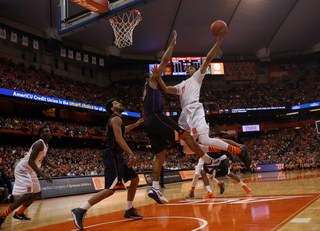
[109,9,142,48]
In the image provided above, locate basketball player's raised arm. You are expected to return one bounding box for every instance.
[200,29,227,74]
[28,141,52,183]
[154,30,178,94]
[111,116,135,167]
[151,30,177,86]
[158,30,177,74]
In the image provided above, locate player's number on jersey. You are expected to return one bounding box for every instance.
[192,128,197,134]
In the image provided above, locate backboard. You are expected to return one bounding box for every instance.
[57,0,151,35]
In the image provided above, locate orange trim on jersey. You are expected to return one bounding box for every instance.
[154,113,176,132]
[154,113,186,140]
[113,183,126,190]
[179,130,188,140]
[167,115,182,127]
[111,151,119,178]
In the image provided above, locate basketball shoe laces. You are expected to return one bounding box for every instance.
[155,188,163,197]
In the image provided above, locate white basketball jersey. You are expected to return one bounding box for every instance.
[174,69,205,108]
[18,139,48,171]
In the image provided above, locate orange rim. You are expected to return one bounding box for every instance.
[108,9,142,25]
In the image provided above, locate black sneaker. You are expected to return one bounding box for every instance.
[0,216,6,229]
[71,208,87,231]
[123,207,143,220]
[13,212,31,221]
[221,150,236,162]
[241,146,251,169]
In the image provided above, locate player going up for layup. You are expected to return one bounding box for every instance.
[142,30,216,204]
[154,28,251,173]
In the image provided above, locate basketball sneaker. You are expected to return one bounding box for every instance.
[185,191,195,198]
[206,155,227,170]
[0,216,6,229]
[13,212,31,221]
[240,146,251,169]
[148,187,168,204]
[242,184,252,194]
[123,207,143,220]
[218,181,225,194]
[71,208,87,231]
[203,191,215,199]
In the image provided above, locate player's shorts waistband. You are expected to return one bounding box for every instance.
[190,100,199,104]
[185,100,200,106]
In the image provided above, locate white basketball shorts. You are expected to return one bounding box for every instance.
[12,164,40,196]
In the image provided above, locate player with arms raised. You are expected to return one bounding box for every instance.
[154,26,251,175]
[143,30,218,204]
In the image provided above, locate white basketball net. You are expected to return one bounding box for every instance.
[109,10,142,48]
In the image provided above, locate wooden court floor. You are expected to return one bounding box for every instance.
[1,169,320,231]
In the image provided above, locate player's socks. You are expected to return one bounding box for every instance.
[81,201,91,210]
[127,201,133,210]
[227,145,241,155]
[242,184,251,194]
[152,181,160,189]
[206,185,212,193]
[190,187,195,193]
[201,154,212,164]
[191,174,199,188]
[0,208,12,217]
[16,205,27,215]
[209,147,221,153]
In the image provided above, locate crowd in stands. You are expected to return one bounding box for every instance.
[0,123,319,181]
[0,116,149,140]
[0,145,192,179]
[1,56,320,113]
[243,124,320,171]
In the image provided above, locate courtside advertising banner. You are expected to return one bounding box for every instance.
[163,171,182,184]
[11,170,199,199]
[179,170,196,180]
[39,177,96,198]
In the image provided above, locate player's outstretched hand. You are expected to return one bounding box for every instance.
[152,65,161,78]
[171,30,177,46]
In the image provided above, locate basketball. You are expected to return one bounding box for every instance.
[210,20,227,37]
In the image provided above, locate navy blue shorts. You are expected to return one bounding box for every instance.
[144,112,187,154]
[204,159,229,176]
[102,149,138,190]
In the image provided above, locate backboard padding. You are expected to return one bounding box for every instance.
[58,0,152,35]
